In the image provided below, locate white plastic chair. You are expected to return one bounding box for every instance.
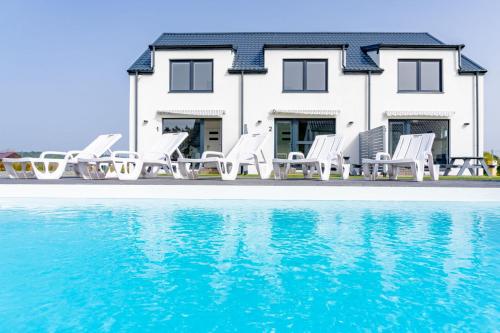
[362,133,438,182]
[177,131,272,181]
[2,134,122,179]
[272,135,348,181]
[77,132,188,180]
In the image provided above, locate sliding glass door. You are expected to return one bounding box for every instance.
[274,119,336,158]
[389,119,449,164]
[162,118,222,158]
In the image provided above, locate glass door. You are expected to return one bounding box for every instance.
[296,119,336,155]
[388,119,449,164]
[274,119,336,158]
[162,118,222,158]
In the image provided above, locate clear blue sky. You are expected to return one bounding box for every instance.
[0,0,498,152]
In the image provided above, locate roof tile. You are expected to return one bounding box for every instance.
[128,32,485,74]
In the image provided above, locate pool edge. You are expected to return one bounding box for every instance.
[0,184,499,202]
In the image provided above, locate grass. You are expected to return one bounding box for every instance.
[183,172,500,181]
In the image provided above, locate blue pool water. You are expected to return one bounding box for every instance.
[0,200,498,332]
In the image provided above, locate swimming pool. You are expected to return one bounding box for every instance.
[0,200,498,332]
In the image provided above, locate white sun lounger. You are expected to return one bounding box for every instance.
[362,133,438,182]
[76,132,188,180]
[272,134,349,181]
[177,131,273,181]
[2,134,122,179]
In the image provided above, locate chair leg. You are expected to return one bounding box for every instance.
[78,161,109,180]
[255,161,272,180]
[4,161,35,179]
[318,162,331,181]
[141,165,161,178]
[115,160,144,181]
[362,163,371,180]
[303,164,314,179]
[429,164,440,181]
[411,162,424,182]
[372,163,380,180]
[341,164,350,180]
[168,162,184,179]
[389,166,399,180]
[273,162,285,180]
[217,161,238,181]
[32,161,67,180]
[178,162,197,179]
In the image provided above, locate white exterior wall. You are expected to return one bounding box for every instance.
[130,49,240,154]
[130,47,485,169]
[244,49,367,163]
[371,49,481,157]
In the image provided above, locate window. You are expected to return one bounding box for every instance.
[398,60,442,92]
[389,119,449,165]
[170,60,213,92]
[162,118,221,158]
[283,60,327,92]
[275,119,336,158]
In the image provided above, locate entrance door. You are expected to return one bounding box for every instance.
[275,120,293,159]
[204,119,222,152]
[389,119,449,164]
[274,119,336,158]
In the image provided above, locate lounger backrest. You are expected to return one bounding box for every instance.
[392,133,435,161]
[226,131,269,162]
[78,134,122,158]
[306,135,343,160]
[144,132,188,160]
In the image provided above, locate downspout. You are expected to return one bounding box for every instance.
[134,71,139,152]
[240,70,245,174]
[457,46,462,71]
[475,72,479,158]
[367,71,372,130]
[341,45,346,69]
[240,71,245,134]
[151,46,156,70]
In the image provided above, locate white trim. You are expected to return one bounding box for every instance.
[158,109,225,117]
[385,110,455,118]
[271,109,340,116]
[0,185,498,202]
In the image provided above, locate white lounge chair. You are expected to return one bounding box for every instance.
[177,131,273,181]
[76,132,188,180]
[362,133,438,182]
[273,134,349,181]
[2,134,122,180]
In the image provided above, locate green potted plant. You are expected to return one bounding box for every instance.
[484,151,498,176]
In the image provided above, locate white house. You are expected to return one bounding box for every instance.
[128,32,486,169]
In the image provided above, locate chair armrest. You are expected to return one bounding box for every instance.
[330,152,343,164]
[66,150,82,155]
[424,151,434,166]
[201,151,225,159]
[375,152,391,160]
[111,151,141,159]
[40,151,71,159]
[287,152,305,160]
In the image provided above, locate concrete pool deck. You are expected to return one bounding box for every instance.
[0,177,499,202]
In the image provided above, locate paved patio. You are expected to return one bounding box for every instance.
[0,176,499,188]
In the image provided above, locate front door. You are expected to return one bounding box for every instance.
[274,119,336,158]
[204,119,222,152]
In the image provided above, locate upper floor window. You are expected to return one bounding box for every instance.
[170,60,213,92]
[283,60,327,92]
[398,60,442,92]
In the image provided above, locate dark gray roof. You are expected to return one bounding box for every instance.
[128,32,486,74]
